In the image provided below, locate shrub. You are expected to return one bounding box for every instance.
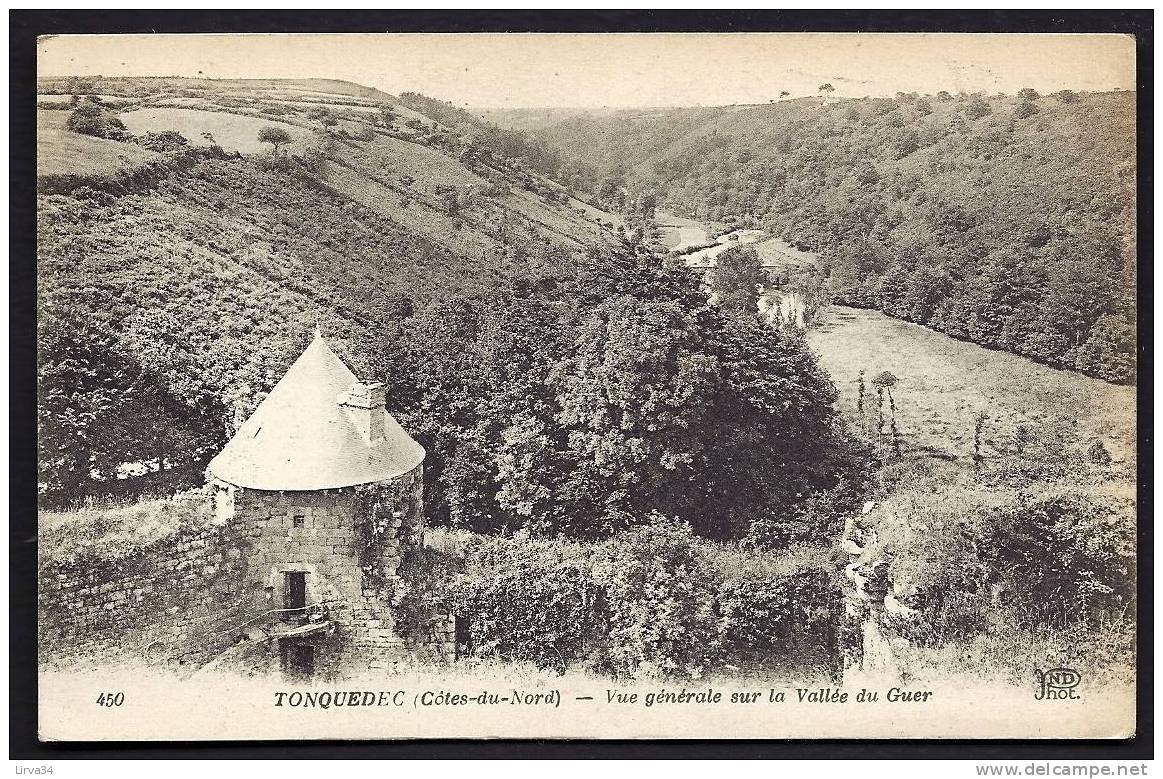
[992,492,1135,625]
[875,485,1134,644]
[590,521,720,677]
[399,521,839,679]
[132,130,190,153]
[716,563,839,672]
[65,103,127,140]
[447,534,602,671]
[1014,100,1040,119]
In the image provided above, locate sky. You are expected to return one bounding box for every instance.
[37,33,1136,109]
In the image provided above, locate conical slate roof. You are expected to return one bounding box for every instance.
[207,334,424,491]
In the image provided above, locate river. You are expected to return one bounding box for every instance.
[660,213,806,327]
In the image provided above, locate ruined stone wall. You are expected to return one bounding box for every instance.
[38,497,260,674]
[39,464,452,678]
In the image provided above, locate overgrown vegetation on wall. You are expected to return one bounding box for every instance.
[397,521,840,679]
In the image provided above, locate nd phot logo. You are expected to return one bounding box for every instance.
[1034,668,1081,701]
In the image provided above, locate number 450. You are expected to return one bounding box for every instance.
[96,692,125,707]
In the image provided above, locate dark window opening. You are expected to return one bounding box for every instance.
[455,615,472,659]
[285,571,307,612]
[292,514,305,528]
[281,642,314,679]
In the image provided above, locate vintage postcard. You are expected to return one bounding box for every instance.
[34,31,1139,741]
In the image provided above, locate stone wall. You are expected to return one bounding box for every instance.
[38,497,257,673]
[40,464,453,678]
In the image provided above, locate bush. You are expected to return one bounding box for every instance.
[132,130,190,153]
[65,102,127,140]
[590,522,720,677]
[874,485,1134,644]
[992,492,1135,625]
[1014,100,1040,119]
[716,564,838,671]
[398,521,839,679]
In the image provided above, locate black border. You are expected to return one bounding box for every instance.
[10,9,1154,760]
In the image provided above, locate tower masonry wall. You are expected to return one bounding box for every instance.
[232,462,437,674]
[39,463,452,678]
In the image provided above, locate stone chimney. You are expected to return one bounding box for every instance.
[339,381,386,444]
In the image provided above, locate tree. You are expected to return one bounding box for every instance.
[1017,88,1041,101]
[818,83,835,95]
[779,91,790,100]
[307,106,339,127]
[257,125,293,154]
[1055,89,1080,103]
[303,135,338,176]
[712,246,765,318]
[37,306,216,501]
[637,192,658,219]
[397,252,856,541]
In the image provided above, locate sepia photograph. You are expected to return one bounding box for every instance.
[20,19,1145,750]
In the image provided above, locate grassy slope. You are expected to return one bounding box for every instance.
[807,305,1136,464]
[37,110,157,178]
[38,76,618,260]
[118,107,314,154]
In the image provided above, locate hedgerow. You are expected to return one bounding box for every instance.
[397,521,841,679]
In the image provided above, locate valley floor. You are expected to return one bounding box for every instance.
[807,305,1136,466]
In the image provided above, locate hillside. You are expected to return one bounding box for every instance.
[36,76,624,504]
[40,77,854,546]
[37,109,157,177]
[488,91,1138,382]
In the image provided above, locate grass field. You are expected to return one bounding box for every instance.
[118,107,312,154]
[37,110,157,178]
[754,236,818,274]
[656,211,716,251]
[807,306,1137,465]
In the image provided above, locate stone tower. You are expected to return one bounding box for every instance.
[205,332,429,678]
